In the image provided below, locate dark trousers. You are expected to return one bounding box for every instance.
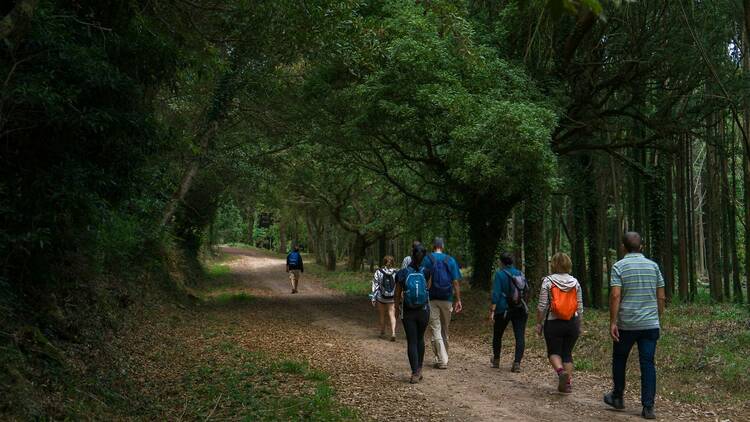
[402,307,430,374]
[612,328,660,407]
[492,308,527,363]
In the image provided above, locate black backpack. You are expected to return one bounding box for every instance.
[379,269,396,299]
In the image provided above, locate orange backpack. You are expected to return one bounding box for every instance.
[549,283,578,320]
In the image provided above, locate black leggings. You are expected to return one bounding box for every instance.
[543,318,580,363]
[492,308,528,363]
[402,306,430,374]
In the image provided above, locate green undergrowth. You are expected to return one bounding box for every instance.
[306,261,371,297]
[182,342,358,421]
[458,286,750,408]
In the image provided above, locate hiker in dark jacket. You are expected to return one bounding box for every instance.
[489,252,528,373]
[286,244,304,294]
[394,244,430,384]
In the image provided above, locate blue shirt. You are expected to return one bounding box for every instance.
[610,253,664,330]
[491,265,521,314]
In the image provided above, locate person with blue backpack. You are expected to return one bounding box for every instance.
[286,244,304,294]
[489,252,530,373]
[420,237,463,370]
[394,244,430,384]
[371,255,399,341]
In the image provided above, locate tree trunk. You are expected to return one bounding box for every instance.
[512,207,524,269]
[467,204,509,290]
[743,9,750,305]
[676,140,689,301]
[663,155,675,301]
[705,128,723,302]
[348,234,368,271]
[523,192,547,293]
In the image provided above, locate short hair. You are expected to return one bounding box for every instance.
[293,244,300,251]
[382,255,395,267]
[500,252,514,266]
[550,252,572,274]
[622,232,642,253]
[433,237,445,250]
[412,240,421,248]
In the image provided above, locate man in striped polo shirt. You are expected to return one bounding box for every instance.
[604,232,666,420]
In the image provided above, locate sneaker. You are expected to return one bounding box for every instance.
[490,358,499,368]
[563,383,573,394]
[603,392,625,410]
[433,363,448,369]
[410,373,420,384]
[557,371,570,393]
[641,407,655,420]
[511,362,521,373]
[390,336,396,342]
[292,289,298,294]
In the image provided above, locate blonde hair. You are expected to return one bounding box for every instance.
[550,252,572,274]
[383,255,395,268]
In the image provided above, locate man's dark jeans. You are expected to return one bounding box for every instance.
[612,328,660,407]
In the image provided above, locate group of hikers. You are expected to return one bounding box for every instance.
[366,233,665,420]
[287,231,665,420]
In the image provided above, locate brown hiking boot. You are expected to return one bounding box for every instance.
[490,358,499,368]
[409,372,423,384]
[511,362,521,373]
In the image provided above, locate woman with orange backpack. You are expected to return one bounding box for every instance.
[536,252,583,394]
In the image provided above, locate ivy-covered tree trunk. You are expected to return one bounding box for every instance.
[467,204,509,290]
[348,234,368,271]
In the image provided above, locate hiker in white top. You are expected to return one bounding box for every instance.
[372,255,399,341]
[536,252,583,394]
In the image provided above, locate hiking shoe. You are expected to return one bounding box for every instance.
[409,372,423,384]
[557,371,570,393]
[563,383,573,394]
[433,363,448,369]
[603,392,625,410]
[292,289,298,294]
[641,407,655,419]
[511,362,521,373]
[490,358,499,368]
[390,336,396,342]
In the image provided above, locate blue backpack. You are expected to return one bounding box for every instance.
[429,253,453,300]
[288,251,301,267]
[404,268,428,308]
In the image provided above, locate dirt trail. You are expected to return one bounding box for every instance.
[215,247,710,421]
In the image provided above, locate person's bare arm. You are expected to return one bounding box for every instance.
[394,283,403,316]
[609,286,621,342]
[452,280,463,313]
[657,287,666,317]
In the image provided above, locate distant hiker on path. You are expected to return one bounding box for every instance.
[536,252,583,393]
[394,244,430,384]
[604,232,666,420]
[286,244,303,294]
[420,237,463,370]
[489,252,529,373]
[401,240,421,269]
[371,255,399,341]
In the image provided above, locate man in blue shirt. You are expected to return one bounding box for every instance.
[420,237,463,369]
[286,244,304,294]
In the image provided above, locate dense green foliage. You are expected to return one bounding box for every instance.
[3,0,750,417]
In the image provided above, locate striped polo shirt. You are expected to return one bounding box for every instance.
[610,253,664,330]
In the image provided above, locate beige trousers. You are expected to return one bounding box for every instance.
[429,300,452,365]
[288,270,300,290]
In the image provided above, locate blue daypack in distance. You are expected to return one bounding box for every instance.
[404,268,428,308]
